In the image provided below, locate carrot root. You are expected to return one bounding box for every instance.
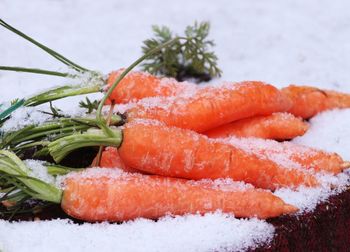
[118,121,318,190]
[204,112,309,140]
[62,169,298,221]
[125,81,292,132]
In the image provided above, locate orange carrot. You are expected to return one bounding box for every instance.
[122,81,292,133]
[204,112,309,140]
[92,147,139,173]
[222,137,347,174]
[282,85,350,119]
[115,121,318,190]
[99,147,126,169]
[107,70,195,104]
[0,151,297,221]
[62,169,298,221]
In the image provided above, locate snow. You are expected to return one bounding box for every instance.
[293,109,350,161]
[0,213,274,252]
[1,106,51,132]
[275,170,350,213]
[2,0,350,251]
[25,159,55,184]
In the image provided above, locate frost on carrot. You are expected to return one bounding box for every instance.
[123,81,292,133]
[282,85,350,119]
[222,137,346,174]
[204,112,309,140]
[106,70,195,104]
[117,121,318,190]
[61,168,298,221]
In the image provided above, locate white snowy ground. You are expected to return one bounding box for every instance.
[2,0,350,251]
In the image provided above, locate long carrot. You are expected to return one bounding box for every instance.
[61,169,298,221]
[281,85,350,119]
[0,152,298,221]
[204,112,309,140]
[48,120,318,190]
[118,122,318,190]
[106,70,195,104]
[221,137,348,174]
[121,81,292,133]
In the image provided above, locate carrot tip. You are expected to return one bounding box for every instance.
[341,161,350,169]
[283,204,299,214]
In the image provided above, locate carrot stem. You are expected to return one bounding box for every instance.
[48,128,123,163]
[0,66,73,78]
[95,37,181,133]
[0,150,62,203]
[0,19,89,73]
[24,83,102,106]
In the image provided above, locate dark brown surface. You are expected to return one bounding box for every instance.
[253,187,350,252]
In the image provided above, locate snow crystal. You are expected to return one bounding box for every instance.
[25,159,55,184]
[189,178,255,192]
[293,109,350,161]
[275,170,350,213]
[219,137,306,171]
[1,106,51,132]
[0,213,274,252]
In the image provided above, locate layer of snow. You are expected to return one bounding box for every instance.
[275,170,350,213]
[25,159,55,184]
[293,109,350,161]
[1,106,51,132]
[0,213,274,252]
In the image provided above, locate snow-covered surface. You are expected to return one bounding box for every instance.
[1,106,51,132]
[293,109,350,161]
[2,0,350,251]
[0,213,274,252]
[275,169,350,213]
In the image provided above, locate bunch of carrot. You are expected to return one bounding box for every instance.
[3,68,350,224]
[3,20,350,226]
[37,70,350,222]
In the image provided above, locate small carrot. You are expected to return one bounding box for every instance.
[204,112,309,140]
[222,137,348,174]
[92,147,139,173]
[61,169,298,221]
[107,70,195,104]
[48,120,318,190]
[281,85,350,119]
[122,81,292,133]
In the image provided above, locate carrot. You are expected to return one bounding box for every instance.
[281,85,350,119]
[123,81,292,133]
[61,169,298,221]
[93,147,139,173]
[48,120,318,190]
[222,137,348,174]
[116,121,318,190]
[0,152,297,221]
[107,70,195,104]
[204,112,309,140]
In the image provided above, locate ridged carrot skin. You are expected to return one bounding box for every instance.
[117,121,318,190]
[107,70,194,104]
[204,112,309,140]
[282,85,350,119]
[223,137,346,174]
[125,81,292,133]
[61,169,298,221]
